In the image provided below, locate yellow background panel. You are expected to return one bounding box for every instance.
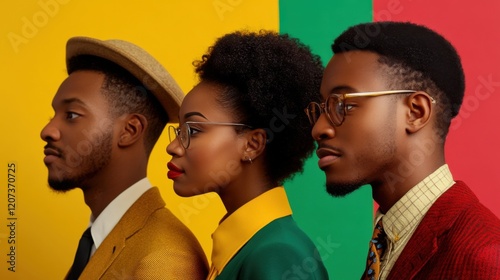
[0,1,278,279]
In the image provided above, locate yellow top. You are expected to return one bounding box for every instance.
[208,187,292,279]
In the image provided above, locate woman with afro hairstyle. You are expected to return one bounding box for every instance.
[166,30,328,280]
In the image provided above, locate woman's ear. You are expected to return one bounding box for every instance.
[242,128,267,162]
[405,91,435,134]
[118,114,148,147]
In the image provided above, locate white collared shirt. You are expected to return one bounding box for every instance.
[87,178,151,256]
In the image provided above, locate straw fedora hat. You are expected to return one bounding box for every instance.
[65,36,184,123]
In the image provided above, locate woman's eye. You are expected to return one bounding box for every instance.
[345,104,355,111]
[190,127,202,136]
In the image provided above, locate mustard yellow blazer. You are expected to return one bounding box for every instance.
[73,187,208,279]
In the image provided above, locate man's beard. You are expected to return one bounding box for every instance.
[48,131,113,192]
[325,181,365,197]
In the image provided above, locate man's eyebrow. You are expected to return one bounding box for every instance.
[330,86,357,94]
[51,97,88,110]
[61,97,87,106]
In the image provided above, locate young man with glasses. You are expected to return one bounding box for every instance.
[306,21,500,280]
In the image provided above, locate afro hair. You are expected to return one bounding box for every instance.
[194,30,324,186]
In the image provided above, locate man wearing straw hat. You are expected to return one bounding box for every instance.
[40,37,208,279]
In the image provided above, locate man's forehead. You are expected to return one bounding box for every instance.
[320,51,386,95]
[51,71,105,106]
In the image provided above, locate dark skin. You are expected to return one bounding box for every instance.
[312,50,445,213]
[373,92,445,212]
[217,131,270,215]
[82,113,149,217]
[41,70,151,218]
[166,81,271,215]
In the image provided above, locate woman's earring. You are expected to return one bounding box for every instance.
[245,156,253,164]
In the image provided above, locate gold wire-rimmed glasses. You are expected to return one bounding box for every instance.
[305,90,435,127]
[168,121,252,149]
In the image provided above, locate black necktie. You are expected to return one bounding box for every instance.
[67,227,94,280]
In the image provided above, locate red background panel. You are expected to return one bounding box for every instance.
[373,0,500,218]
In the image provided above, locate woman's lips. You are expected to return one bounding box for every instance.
[167,162,184,179]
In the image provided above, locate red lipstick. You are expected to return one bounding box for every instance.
[167,162,184,180]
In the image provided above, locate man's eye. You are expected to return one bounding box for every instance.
[345,104,355,111]
[66,112,80,119]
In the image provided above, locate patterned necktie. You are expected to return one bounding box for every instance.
[67,227,94,280]
[362,219,387,280]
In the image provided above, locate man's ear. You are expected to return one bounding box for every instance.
[406,91,434,134]
[118,114,148,147]
[242,128,267,162]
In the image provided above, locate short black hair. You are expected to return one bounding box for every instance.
[194,30,324,186]
[67,55,167,154]
[332,21,465,139]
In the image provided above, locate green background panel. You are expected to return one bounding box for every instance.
[280,1,373,279]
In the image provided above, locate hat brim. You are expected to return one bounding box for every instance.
[66,36,184,123]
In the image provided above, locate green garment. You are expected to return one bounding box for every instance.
[216,216,329,280]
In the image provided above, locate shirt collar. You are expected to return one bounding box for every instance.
[378,164,454,243]
[210,187,292,275]
[89,177,152,250]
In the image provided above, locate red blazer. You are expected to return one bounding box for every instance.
[388,181,500,280]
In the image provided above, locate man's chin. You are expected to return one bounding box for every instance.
[325,182,363,197]
[48,179,78,193]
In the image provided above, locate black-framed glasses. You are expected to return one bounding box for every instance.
[304,90,435,127]
[168,121,252,149]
